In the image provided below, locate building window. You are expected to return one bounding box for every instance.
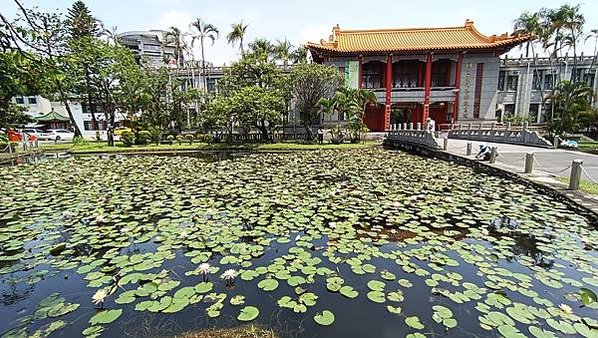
[361,61,382,89]
[504,104,515,118]
[497,71,506,91]
[506,74,518,91]
[532,70,543,90]
[529,104,540,123]
[15,97,25,104]
[431,60,451,87]
[583,72,596,88]
[84,121,94,131]
[393,61,420,88]
[28,97,37,104]
[543,74,554,90]
[207,78,217,93]
[338,66,345,76]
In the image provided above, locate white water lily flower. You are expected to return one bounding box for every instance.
[220,269,237,281]
[198,263,211,274]
[559,303,573,314]
[92,288,108,305]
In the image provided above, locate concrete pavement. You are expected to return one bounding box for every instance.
[444,139,598,184]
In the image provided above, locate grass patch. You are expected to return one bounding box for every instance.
[180,325,278,338]
[40,141,379,154]
[555,176,598,195]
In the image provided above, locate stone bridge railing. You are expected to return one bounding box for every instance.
[386,123,441,150]
[447,122,553,148]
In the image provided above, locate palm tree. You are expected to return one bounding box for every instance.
[105,26,119,46]
[544,80,595,136]
[290,45,308,64]
[274,38,293,69]
[248,38,274,58]
[585,29,598,80]
[557,5,585,81]
[318,98,335,124]
[227,21,248,55]
[190,18,219,89]
[164,26,186,67]
[513,11,541,58]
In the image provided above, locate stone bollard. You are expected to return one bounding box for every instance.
[466,142,472,156]
[524,153,534,174]
[403,123,407,130]
[489,147,498,164]
[569,160,583,190]
[553,135,559,149]
[416,122,422,130]
[443,138,449,150]
[523,122,529,131]
[408,122,413,130]
[506,122,512,130]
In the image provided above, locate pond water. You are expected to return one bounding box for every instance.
[0,148,597,338]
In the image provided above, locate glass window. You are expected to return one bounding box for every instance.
[543,74,554,90]
[583,72,596,88]
[497,71,506,91]
[529,104,540,123]
[15,97,25,104]
[84,121,94,131]
[532,71,543,90]
[207,78,217,93]
[506,74,518,91]
[28,97,37,104]
[431,60,450,87]
[361,61,382,89]
[393,61,420,88]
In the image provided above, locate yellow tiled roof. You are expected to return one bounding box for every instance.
[306,20,528,54]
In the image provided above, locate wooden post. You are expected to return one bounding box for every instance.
[443,138,449,150]
[569,160,583,190]
[524,153,534,174]
[466,142,472,156]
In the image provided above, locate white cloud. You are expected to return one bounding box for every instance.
[297,24,333,45]
[156,10,194,31]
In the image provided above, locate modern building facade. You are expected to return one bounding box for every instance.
[497,55,597,123]
[306,20,528,131]
[118,30,176,68]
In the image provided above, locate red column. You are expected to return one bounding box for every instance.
[384,54,393,131]
[358,55,363,89]
[452,52,463,124]
[423,53,432,123]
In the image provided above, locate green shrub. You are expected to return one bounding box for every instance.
[121,131,135,147]
[194,132,212,143]
[148,127,162,145]
[73,136,88,146]
[137,130,151,145]
[176,135,185,145]
[166,135,175,145]
[185,134,194,145]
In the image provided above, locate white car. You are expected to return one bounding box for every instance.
[21,128,52,141]
[47,129,75,141]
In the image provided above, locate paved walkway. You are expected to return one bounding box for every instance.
[445,139,598,184]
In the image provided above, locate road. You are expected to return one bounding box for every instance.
[445,139,598,184]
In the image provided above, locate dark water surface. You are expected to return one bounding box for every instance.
[0,149,597,338]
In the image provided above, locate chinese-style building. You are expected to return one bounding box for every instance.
[306,20,528,131]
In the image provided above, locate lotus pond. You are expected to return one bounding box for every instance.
[0,148,597,338]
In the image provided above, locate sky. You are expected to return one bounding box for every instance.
[3,0,598,66]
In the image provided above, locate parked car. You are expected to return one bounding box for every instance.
[47,129,75,141]
[21,128,52,141]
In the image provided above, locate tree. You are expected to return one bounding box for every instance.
[290,45,308,64]
[544,80,596,136]
[0,51,40,129]
[274,38,293,69]
[248,38,275,59]
[290,63,343,139]
[65,0,101,39]
[190,18,219,88]
[164,26,186,67]
[227,21,248,55]
[231,86,285,141]
[513,11,542,58]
